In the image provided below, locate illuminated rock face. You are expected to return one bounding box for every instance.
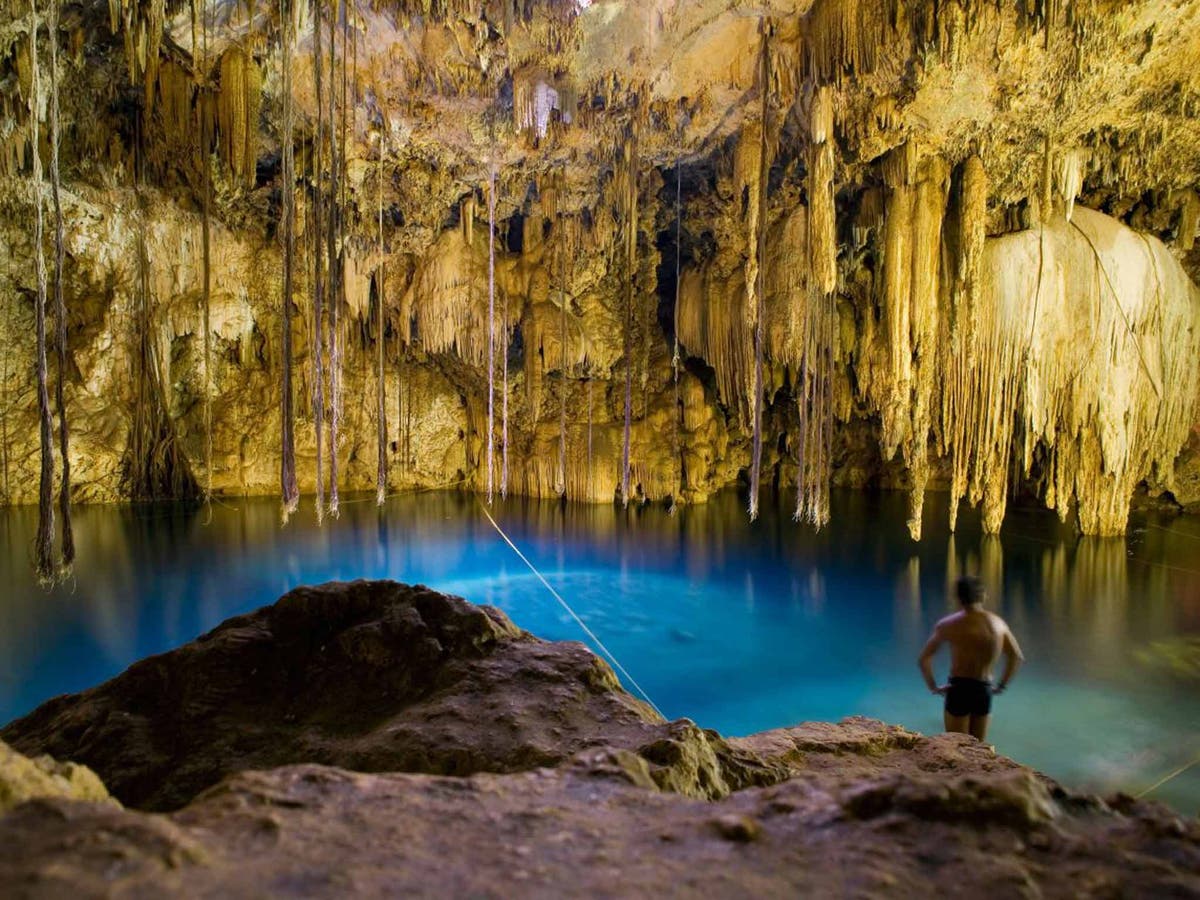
[0,739,112,813]
[0,0,1199,534]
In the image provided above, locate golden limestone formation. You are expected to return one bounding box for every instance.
[967,208,1199,535]
[216,46,262,190]
[944,154,988,532]
[861,143,950,540]
[794,82,838,528]
[1,0,1198,541]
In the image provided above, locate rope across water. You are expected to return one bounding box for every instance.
[477,499,666,720]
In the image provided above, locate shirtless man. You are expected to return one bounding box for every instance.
[918,576,1024,741]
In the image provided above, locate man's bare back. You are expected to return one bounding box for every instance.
[918,577,1024,741]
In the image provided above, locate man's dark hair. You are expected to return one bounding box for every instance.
[956,576,985,606]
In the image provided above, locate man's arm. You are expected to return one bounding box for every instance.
[994,626,1025,693]
[918,626,946,695]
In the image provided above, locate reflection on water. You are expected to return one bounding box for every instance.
[1,489,1198,813]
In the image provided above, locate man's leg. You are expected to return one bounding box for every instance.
[968,714,990,741]
[944,711,970,734]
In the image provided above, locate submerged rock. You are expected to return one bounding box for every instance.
[0,580,1197,897]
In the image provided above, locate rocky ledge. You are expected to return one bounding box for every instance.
[1,581,1197,898]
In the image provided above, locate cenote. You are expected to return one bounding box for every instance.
[2,488,1197,814]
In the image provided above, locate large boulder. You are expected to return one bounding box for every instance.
[0,581,765,810]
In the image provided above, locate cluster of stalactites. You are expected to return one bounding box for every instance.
[861,140,1200,538]
[858,141,949,540]
[513,68,577,140]
[954,207,1199,535]
[802,0,1094,86]
[144,43,261,191]
[399,222,494,366]
[154,58,194,151]
[803,0,892,85]
[108,0,165,104]
[497,406,679,507]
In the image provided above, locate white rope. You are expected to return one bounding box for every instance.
[1134,750,1200,800]
[478,500,667,720]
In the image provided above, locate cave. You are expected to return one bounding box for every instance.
[1,0,1199,895]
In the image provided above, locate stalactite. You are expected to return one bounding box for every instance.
[522,211,547,429]
[29,0,55,583]
[200,0,212,508]
[403,354,413,474]
[1,266,12,502]
[106,0,165,102]
[326,0,342,517]
[879,143,916,460]
[48,0,73,567]
[557,208,568,499]
[375,129,387,506]
[1055,148,1086,221]
[620,126,638,508]
[486,157,496,502]
[794,283,837,529]
[808,85,837,296]
[216,46,262,190]
[402,225,492,365]
[670,161,683,513]
[795,81,837,529]
[863,142,950,539]
[279,0,299,520]
[945,154,987,531]
[905,156,949,540]
[586,377,593,494]
[1177,190,1199,252]
[747,22,771,523]
[513,69,576,139]
[311,0,326,523]
[676,265,751,423]
[501,285,509,498]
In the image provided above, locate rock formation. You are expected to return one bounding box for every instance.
[0,580,1197,896]
[0,580,772,810]
[1,0,1199,540]
[0,740,112,813]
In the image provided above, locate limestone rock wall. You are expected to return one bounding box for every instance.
[1,0,1199,535]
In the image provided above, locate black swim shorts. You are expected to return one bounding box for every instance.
[945,676,993,717]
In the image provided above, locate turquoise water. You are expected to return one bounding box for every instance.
[1,489,1198,814]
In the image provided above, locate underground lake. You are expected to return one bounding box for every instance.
[2,488,1197,815]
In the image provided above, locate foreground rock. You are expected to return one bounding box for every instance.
[0,741,112,814]
[1,743,1197,899]
[1,581,1197,897]
[0,581,768,810]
